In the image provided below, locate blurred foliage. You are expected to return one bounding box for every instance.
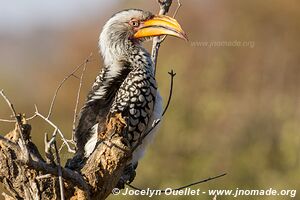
[0,0,300,199]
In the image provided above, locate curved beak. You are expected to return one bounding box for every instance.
[134,15,188,41]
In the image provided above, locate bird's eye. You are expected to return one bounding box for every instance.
[130,19,140,27]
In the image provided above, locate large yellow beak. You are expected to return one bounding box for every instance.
[134,15,188,41]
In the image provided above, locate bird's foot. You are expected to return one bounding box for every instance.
[116,163,138,189]
[65,152,86,170]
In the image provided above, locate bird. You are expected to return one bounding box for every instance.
[69,9,187,182]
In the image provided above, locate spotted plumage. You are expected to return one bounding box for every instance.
[68,9,186,182]
[110,66,157,147]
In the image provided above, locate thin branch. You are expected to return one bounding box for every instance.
[72,55,89,141]
[0,114,37,123]
[0,90,29,160]
[0,118,15,123]
[157,0,173,15]
[153,0,182,47]
[173,0,182,18]
[162,70,176,116]
[0,90,23,139]
[126,173,227,192]
[58,142,66,153]
[53,141,65,200]
[152,0,173,74]
[35,105,75,153]
[45,129,65,199]
[164,173,227,191]
[44,133,55,164]
[26,114,38,121]
[152,0,182,75]
[47,54,93,119]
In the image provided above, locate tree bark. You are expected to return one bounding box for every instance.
[0,118,131,200]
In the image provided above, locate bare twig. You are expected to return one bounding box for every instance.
[164,173,227,191]
[26,114,37,121]
[152,0,173,74]
[47,54,93,119]
[53,141,65,200]
[72,55,89,141]
[0,114,37,123]
[173,0,182,18]
[152,0,182,75]
[126,173,227,192]
[154,0,182,47]
[58,142,66,153]
[35,105,75,153]
[0,90,29,160]
[0,90,23,139]
[157,0,173,14]
[0,118,15,123]
[44,133,55,164]
[162,70,176,116]
[45,129,65,199]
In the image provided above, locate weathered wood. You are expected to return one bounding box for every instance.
[0,118,131,200]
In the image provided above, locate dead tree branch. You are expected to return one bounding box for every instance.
[0,90,24,141]
[126,173,227,191]
[0,115,88,199]
[0,118,15,123]
[53,141,65,200]
[0,85,131,200]
[152,0,173,74]
[173,0,182,18]
[0,90,29,160]
[152,0,182,75]
[0,114,37,123]
[0,112,108,199]
[44,133,55,164]
[35,105,75,153]
[72,56,89,142]
[162,70,176,116]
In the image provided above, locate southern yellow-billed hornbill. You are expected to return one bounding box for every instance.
[69,9,186,184]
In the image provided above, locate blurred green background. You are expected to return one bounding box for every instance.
[0,0,299,199]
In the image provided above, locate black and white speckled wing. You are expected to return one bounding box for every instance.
[110,67,157,147]
[75,63,131,153]
[74,66,108,152]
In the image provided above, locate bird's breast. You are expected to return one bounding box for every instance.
[110,67,157,146]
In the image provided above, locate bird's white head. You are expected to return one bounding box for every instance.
[99,9,187,65]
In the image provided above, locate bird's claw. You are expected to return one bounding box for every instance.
[116,163,137,189]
